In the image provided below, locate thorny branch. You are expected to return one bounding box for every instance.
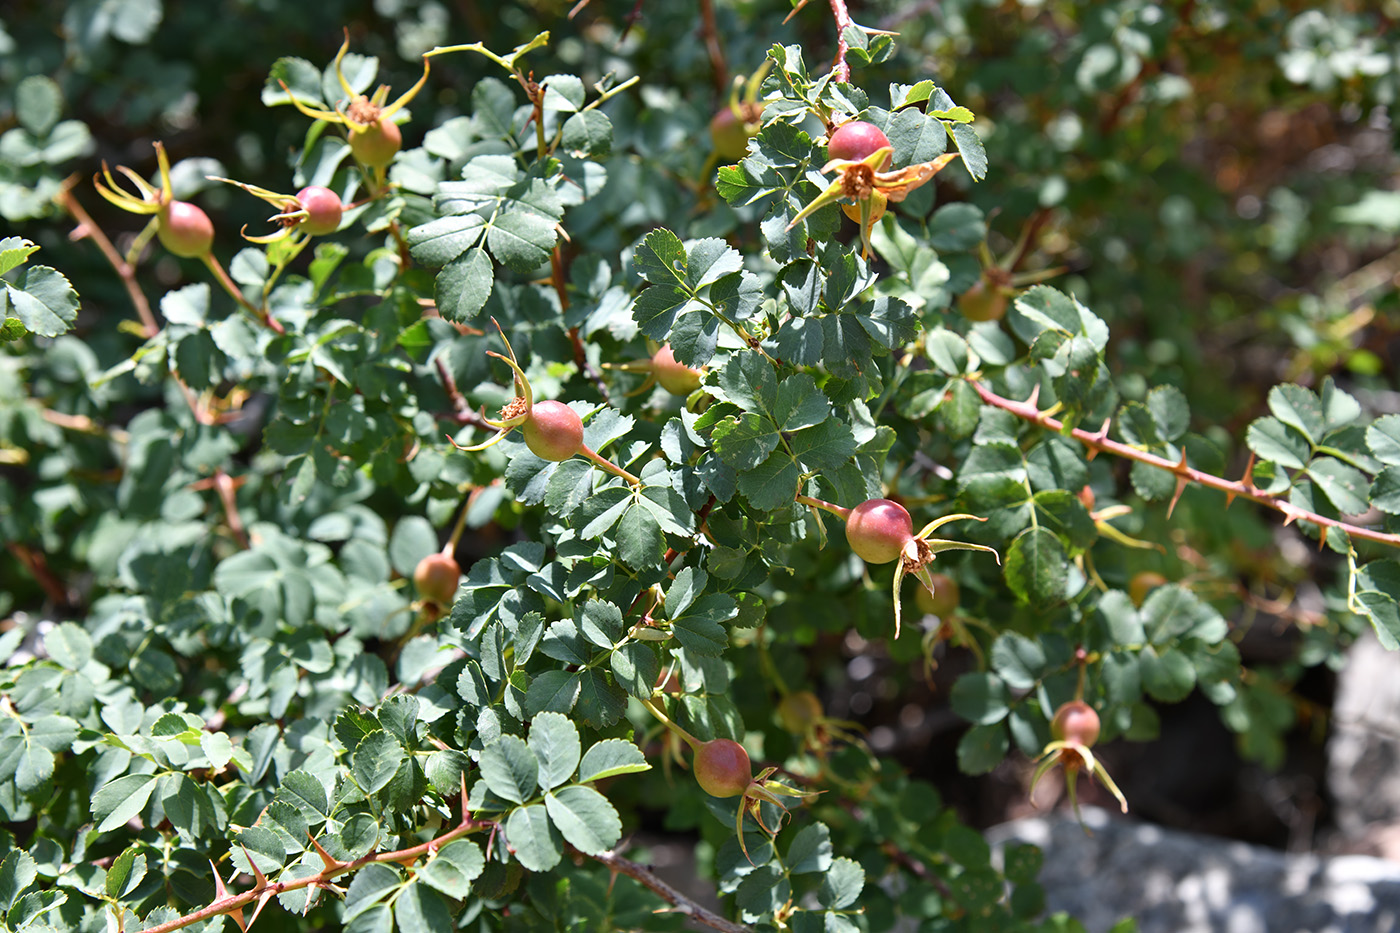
[828,0,854,83]
[969,379,1400,551]
[141,791,492,933]
[590,849,754,933]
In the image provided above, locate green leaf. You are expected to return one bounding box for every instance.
[579,600,624,649]
[408,214,486,266]
[785,822,833,874]
[1355,591,1400,651]
[43,622,91,671]
[488,207,558,273]
[957,443,1026,503]
[634,228,687,286]
[1306,457,1370,514]
[105,848,146,900]
[1005,528,1067,606]
[4,266,79,338]
[0,851,35,912]
[525,669,581,716]
[479,735,539,804]
[737,449,801,510]
[435,248,494,321]
[417,840,484,898]
[352,731,406,795]
[1268,384,1323,443]
[950,672,1010,725]
[344,863,402,922]
[671,593,736,656]
[990,633,1046,690]
[562,110,612,158]
[713,413,781,471]
[17,76,62,136]
[0,237,40,277]
[575,670,627,728]
[616,502,663,569]
[1245,417,1309,469]
[394,880,455,933]
[1366,415,1400,465]
[1140,646,1195,702]
[527,712,580,791]
[957,722,1008,774]
[93,774,158,833]
[278,769,330,821]
[577,739,651,783]
[1371,466,1400,515]
[610,642,660,699]
[818,857,865,909]
[504,803,563,871]
[544,785,622,855]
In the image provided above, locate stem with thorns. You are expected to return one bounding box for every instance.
[589,849,754,933]
[968,379,1400,551]
[828,0,854,83]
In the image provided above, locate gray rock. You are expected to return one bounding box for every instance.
[986,807,1400,933]
[1329,630,1400,851]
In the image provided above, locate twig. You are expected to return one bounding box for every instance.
[40,409,131,445]
[589,849,753,933]
[828,0,854,83]
[214,471,250,550]
[6,544,69,607]
[202,254,285,334]
[549,245,611,404]
[433,356,495,432]
[698,0,729,95]
[55,177,159,338]
[141,810,491,933]
[969,379,1400,551]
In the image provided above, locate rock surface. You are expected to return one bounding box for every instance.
[1328,630,1400,856]
[986,807,1400,933]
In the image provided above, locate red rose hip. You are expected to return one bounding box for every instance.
[414,552,461,605]
[157,201,215,257]
[1051,700,1100,747]
[296,186,343,236]
[693,738,752,798]
[522,400,585,462]
[827,120,891,169]
[845,498,914,564]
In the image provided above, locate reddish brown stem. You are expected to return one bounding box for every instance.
[698,0,729,95]
[140,814,492,933]
[6,544,69,607]
[56,178,159,338]
[969,380,1400,551]
[213,471,250,550]
[433,356,495,432]
[589,849,753,933]
[828,0,854,83]
[580,443,641,485]
[202,254,284,334]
